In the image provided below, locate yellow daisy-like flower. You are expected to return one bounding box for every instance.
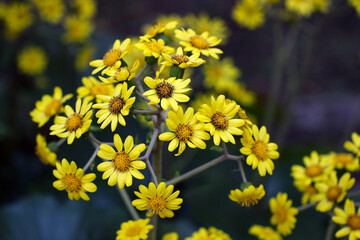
[285,0,315,17]
[240,125,279,176]
[249,225,282,240]
[175,28,223,59]
[229,184,265,206]
[53,159,97,201]
[35,134,58,166]
[314,172,355,212]
[17,46,47,76]
[31,0,64,24]
[162,47,205,68]
[331,152,359,172]
[72,0,96,19]
[291,151,334,186]
[345,132,360,156]
[143,72,191,111]
[50,98,93,144]
[132,182,183,218]
[2,2,33,40]
[143,21,178,39]
[294,181,318,206]
[232,0,265,30]
[332,199,360,240]
[269,192,298,236]
[99,59,140,84]
[162,232,179,240]
[89,38,131,75]
[62,15,93,43]
[97,134,146,189]
[197,95,244,146]
[185,227,231,240]
[116,218,153,240]
[159,106,210,156]
[93,82,135,131]
[30,86,73,127]
[135,38,175,62]
[77,76,114,102]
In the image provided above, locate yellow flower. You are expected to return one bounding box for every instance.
[89,38,131,75]
[190,92,214,111]
[99,59,140,84]
[249,225,283,240]
[93,82,135,131]
[72,0,96,19]
[197,95,244,145]
[31,0,64,24]
[313,0,331,13]
[344,132,360,156]
[294,181,318,205]
[232,0,265,30]
[175,28,223,59]
[17,46,47,76]
[30,86,73,127]
[314,172,355,212]
[159,106,210,156]
[291,151,334,186]
[2,2,33,39]
[185,227,231,240]
[240,125,279,176]
[62,15,93,43]
[204,58,241,90]
[143,72,191,111]
[350,0,360,16]
[77,76,114,102]
[50,98,93,144]
[162,47,205,68]
[285,0,315,17]
[53,159,97,201]
[237,107,253,132]
[75,44,95,71]
[332,199,360,240]
[143,21,178,39]
[269,193,298,236]
[132,182,183,218]
[116,218,153,240]
[229,184,265,206]
[35,134,58,166]
[162,232,179,240]
[135,38,175,63]
[331,152,359,172]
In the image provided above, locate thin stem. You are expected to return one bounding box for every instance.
[296,201,317,212]
[325,218,335,240]
[116,186,140,220]
[222,141,228,155]
[237,158,247,183]
[88,132,102,146]
[55,137,66,147]
[83,146,99,172]
[133,109,158,115]
[146,159,159,186]
[133,63,148,94]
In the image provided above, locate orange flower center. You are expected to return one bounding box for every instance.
[148,196,167,213]
[274,207,288,223]
[45,100,62,117]
[190,35,210,49]
[103,48,122,66]
[145,41,163,54]
[252,140,268,161]
[305,165,323,178]
[335,154,354,164]
[211,111,228,130]
[172,55,189,64]
[109,96,125,114]
[62,174,82,192]
[155,82,173,99]
[305,185,317,195]
[176,124,193,142]
[65,113,83,132]
[125,225,142,237]
[326,186,342,201]
[348,215,360,230]
[113,151,131,172]
[90,84,109,97]
[237,194,260,207]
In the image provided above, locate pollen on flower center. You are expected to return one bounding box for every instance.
[125,225,142,237]
[90,85,108,97]
[305,165,323,177]
[112,151,131,172]
[45,100,62,116]
[252,140,267,161]
[145,42,162,54]
[62,174,82,192]
[190,35,210,49]
[274,207,288,223]
[305,185,317,195]
[155,82,173,99]
[109,96,125,114]
[348,215,360,230]
[326,186,342,201]
[176,124,193,142]
[335,154,353,164]
[103,48,122,66]
[148,196,167,213]
[65,113,83,131]
[172,55,189,64]
[239,196,259,207]
[211,111,229,130]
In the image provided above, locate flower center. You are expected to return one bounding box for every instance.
[172,55,189,64]
[62,174,82,192]
[109,96,125,114]
[125,225,142,237]
[211,111,229,130]
[274,207,288,223]
[305,165,323,178]
[113,151,131,172]
[155,82,173,99]
[305,185,317,195]
[145,41,163,54]
[45,100,62,117]
[90,85,109,97]
[190,35,210,49]
[348,215,360,230]
[335,154,354,164]
[103,48,122,66]
[252,140,268,161]
[326,186,342,201]
[65,113,83,132]
[238,195,259,207]
[176,124,193,142]
[148,196,167,213]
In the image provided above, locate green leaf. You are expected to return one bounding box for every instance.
[210,146,224,153]
[157,178,167,182]
[90,161,96,171]
[173,170,180,178]
[240,182,253,191]
[47,142,58,152]
[146,131,153,144]
[90,125,101,132]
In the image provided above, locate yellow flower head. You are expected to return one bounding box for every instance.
[50,98,93,144]
[185,227,231,240]
[30,86,73,127]
[249,225,283,240]
[62,15,93,43]
[159,106,210,156]
[331,152,359,172]
[143,72,191,111]
[93,82,135,131]
[314,172,355,212]
[332,199,360,240]
[136,38,175,62]
[99,59,140,84]
[72,0,96,19]
[269,192,298,236]
[2,2,33,39]
[162,232,179,240]
[344,132,360,156]
[143,21,178,39]
[90,39,131,75]
[31,0,64,24]
[294,181,318,206]
[53,159,97,201]
[17,46,48,76]
[116,218,153,240]
[240,125,279,176]
[77,76,115,102]
[232,0,265,30]
[285,0,315,17]
[132,182,183,218]
[162,47,206,69]
[175,28,223,59]
[197,95,244,145]
[35,134,58,166]
[237,107,253,131]
[97,134,146,189]
[229,184,265,206]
